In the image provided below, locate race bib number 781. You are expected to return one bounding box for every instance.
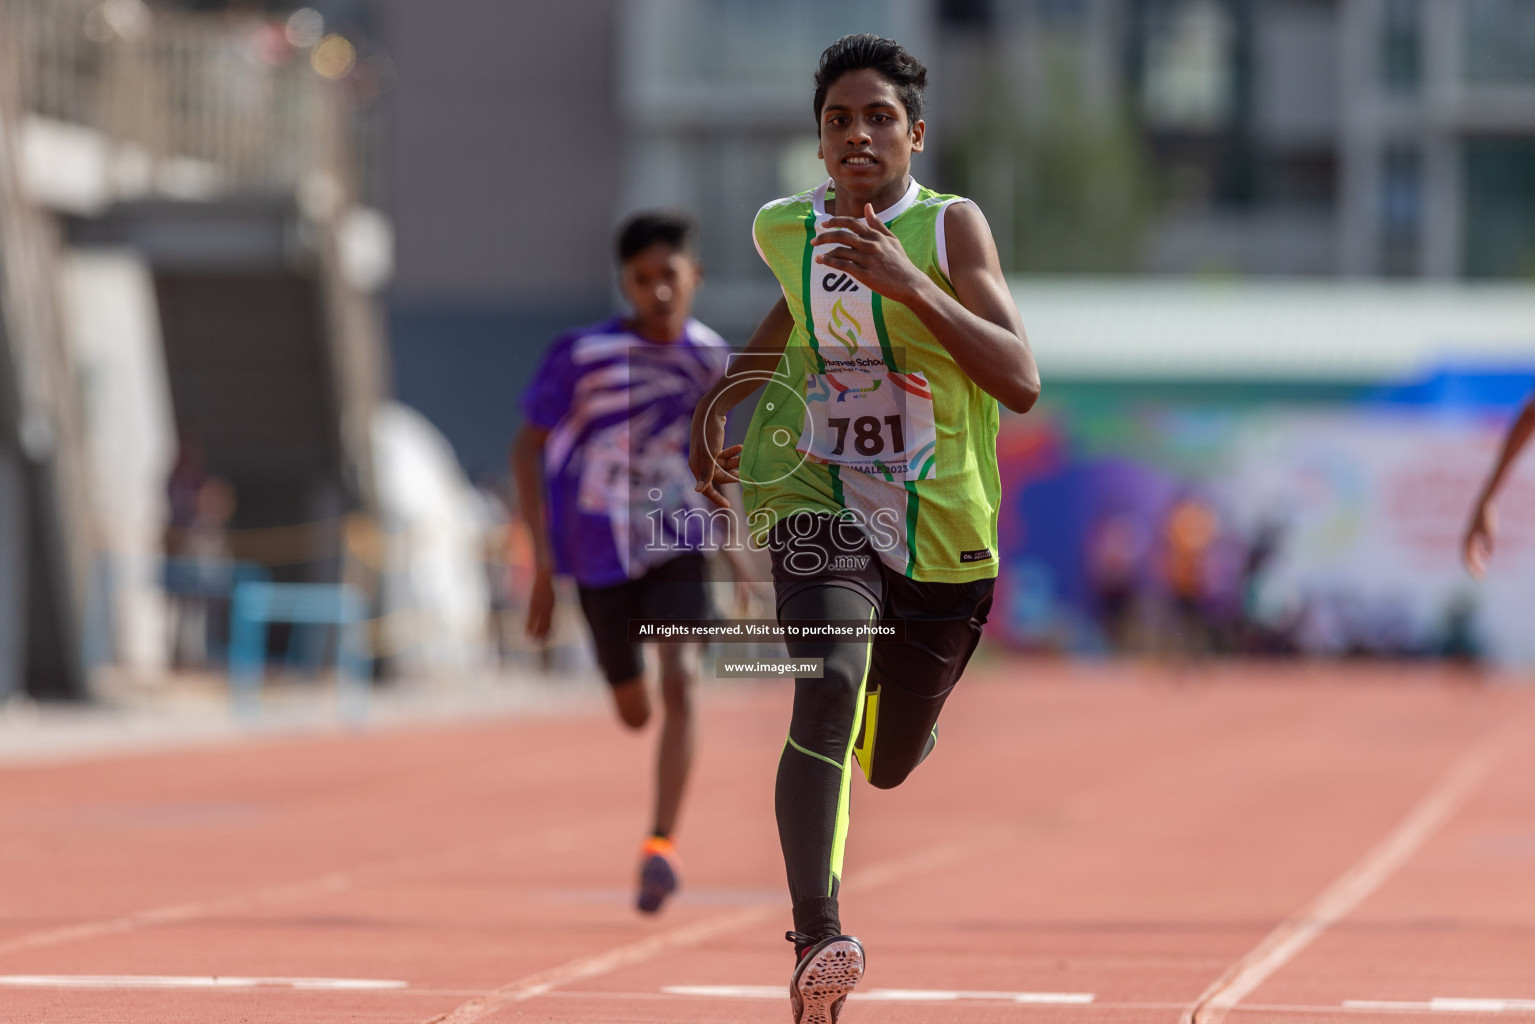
[798,369,938,481]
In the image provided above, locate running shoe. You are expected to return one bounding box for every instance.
[635,836,681,914]
[787,931,865,1024]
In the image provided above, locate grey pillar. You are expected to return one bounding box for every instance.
[0,442,26,699]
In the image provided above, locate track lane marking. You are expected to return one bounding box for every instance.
[0,814,625,960]
[1184,729,1513,1024]
[662,984,1095,1003]
[1345,999,1535,1014]
[421,827,1018,1024]
[514,990,1535,1016]
[421,904,776,1023]
[0,975,406,990]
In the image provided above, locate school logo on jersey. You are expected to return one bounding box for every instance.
[821,271,860,293]
[828,298,862,355]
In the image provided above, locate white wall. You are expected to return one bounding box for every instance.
[60,249,176,676]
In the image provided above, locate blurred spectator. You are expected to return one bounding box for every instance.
[1159,495,1220,658]
[1085,512,1145,652]
[1232,519,1295,655]
[165,438,208,538]
[1438,592,1484,667]
[165,440,238,669]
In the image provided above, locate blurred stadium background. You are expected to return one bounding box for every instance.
[3,0,1535,707]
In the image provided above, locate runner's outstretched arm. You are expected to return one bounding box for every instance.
[1464,390,1535,578]
[511,425,557,638]
[689,295,795,509]
[812,202,1039,413]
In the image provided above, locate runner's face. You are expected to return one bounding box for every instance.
[817,68,924,198]
[620,244,701,341]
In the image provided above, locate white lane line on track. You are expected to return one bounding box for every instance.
[528,990,1535,1017]
[1184,729,1513,1024]
[0,975,406,990]
[0,815,623,960]
[662,984,1095,1004]
[1345,999,1535,1014]
[421,904,777,1024]
[421,827,1018,1024]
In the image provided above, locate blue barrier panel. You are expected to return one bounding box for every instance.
[228,581,370,720]
[162,558,268,664]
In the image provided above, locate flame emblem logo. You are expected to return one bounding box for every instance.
[828,298,862,355]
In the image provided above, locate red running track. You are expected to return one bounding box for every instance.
[2,659,1534,1024]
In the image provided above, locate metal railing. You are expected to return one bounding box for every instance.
[4,0,358,200]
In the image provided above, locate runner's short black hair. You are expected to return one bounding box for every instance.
[616,210,695,263]
[813,33,927,128]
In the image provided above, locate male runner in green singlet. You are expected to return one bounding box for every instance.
[689,34,1040,1024]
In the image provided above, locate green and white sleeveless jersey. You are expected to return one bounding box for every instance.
[742,177,1000,583]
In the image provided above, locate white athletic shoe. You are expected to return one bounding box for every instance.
[787,932,865,1024]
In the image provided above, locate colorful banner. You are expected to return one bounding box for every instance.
[994,404,1535,666]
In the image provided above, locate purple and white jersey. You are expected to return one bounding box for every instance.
[522,315,728,587]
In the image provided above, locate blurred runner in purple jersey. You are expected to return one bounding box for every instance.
[511,210,729,914]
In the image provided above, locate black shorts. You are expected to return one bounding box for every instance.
[767,513,994,702]
[576,552,713,686]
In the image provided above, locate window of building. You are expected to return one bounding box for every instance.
[1380,144,1421,276]
[1381,0,1421,93]
[1139,0,1236,132]
[1464,138,1535,277]
[1037,0,1087,25]
[938,0,993,29]
[633,0,897,90]
[1464,0,1535,83]
[1268,153,1337,207]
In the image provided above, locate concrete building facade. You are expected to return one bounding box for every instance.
[370,0,1535,470]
